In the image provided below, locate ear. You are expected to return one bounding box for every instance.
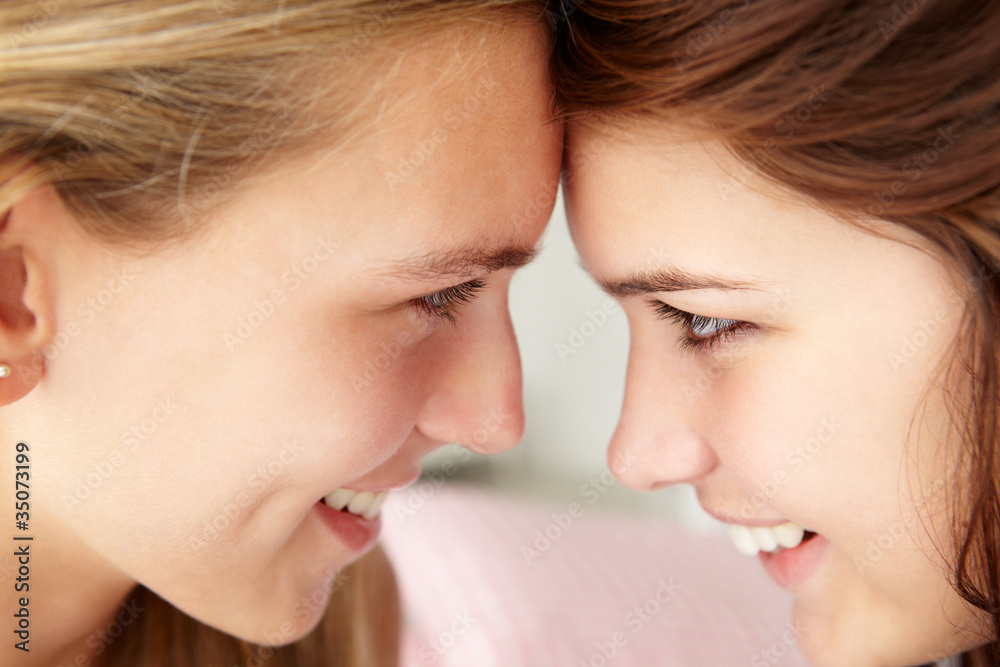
[0,182,67,405]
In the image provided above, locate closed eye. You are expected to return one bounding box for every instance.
[650,300,756,351]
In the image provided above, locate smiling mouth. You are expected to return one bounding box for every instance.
[725,521,819,557]
[320,488,390,521]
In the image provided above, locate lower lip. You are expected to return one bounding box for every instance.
[758,533,831,591]
[314,500,381,552]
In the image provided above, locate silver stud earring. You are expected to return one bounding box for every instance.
[0,364,11,378]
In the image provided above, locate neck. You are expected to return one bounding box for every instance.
[1,448,138,667]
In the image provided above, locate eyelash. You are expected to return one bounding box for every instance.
[651,300,756,351]
[412,278,487,324]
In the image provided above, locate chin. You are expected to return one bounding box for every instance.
[221,603,327,648]
[800,643,885,667]
[197,575,339,648]
[797,631,894,667]
[794,605,954,667]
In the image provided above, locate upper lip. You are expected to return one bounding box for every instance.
[700,505,797,528]
[339,486,399,494]
[337,470,422,494]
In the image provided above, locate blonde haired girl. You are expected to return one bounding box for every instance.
[0,1,562,665]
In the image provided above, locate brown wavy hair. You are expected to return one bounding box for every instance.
[551,0,1000,663]
[0,0,547,665]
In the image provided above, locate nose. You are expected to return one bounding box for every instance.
[415,283,525,455]
[608,333,719,491]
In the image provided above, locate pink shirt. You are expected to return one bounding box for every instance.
[381,484,811,666]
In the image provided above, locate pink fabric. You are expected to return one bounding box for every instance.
[381,484,811,667]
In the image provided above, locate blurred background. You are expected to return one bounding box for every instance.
[388,192,807,667]
[419,189,717,534]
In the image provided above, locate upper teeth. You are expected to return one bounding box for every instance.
[323,488,390,520]
[726,521,805,556]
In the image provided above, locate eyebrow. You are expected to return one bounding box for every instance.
[597,266,764,296]
[377,243,539,282]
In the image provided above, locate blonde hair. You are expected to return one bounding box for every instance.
[0,0,546,243]
[111,545,401,667]
[1,0,546,664]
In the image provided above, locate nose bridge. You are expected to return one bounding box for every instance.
[416,291,525,453]
[609,335,719,490]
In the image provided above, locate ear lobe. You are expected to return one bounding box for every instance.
[0,247,40,402]
[0,183,67,405]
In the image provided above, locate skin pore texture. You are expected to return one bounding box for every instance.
[0,20,561,667]
[566,121,987,666]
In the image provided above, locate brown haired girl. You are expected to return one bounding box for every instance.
[0,1,561,665]
[552,0,1000,665]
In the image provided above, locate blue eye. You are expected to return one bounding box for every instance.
[413,278,487,323]
[689,314,740,338]
[651,301,754,351]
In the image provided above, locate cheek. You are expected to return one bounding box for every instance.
[702,351,843,488]
[704,344,908,535]
[46,320,433,564]
[709,344,959,591]
[214,308,429,461]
